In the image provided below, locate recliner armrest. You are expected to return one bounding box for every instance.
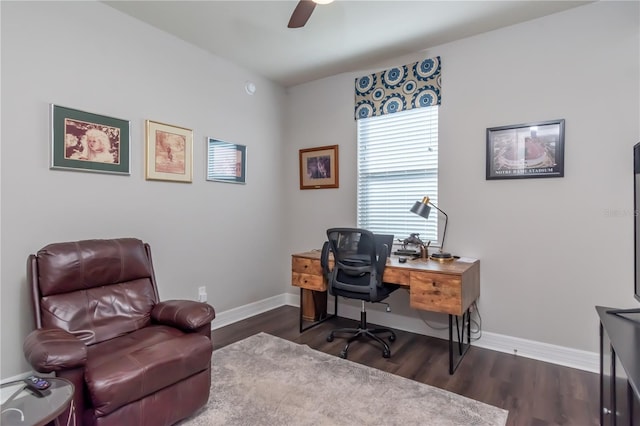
[23,328,87,373]
[152,300,216,331]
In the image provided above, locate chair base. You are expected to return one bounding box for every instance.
[327,309,396,359]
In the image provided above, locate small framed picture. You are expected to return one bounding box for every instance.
[486,119,565,180]
[50,104,130,175]
[145,120,193,183]
[206,138,246,184]
[299,145,339,190]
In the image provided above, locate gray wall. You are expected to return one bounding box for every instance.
[1,1,288,377]
[2,0,638,379]
[284,1,640,352]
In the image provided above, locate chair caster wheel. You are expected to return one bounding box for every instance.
[383,350,391,358]
[339,350,347,359]
[389,334,396,342]
[327,335,334,342]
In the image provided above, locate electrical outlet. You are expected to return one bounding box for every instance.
[198,286,207,302]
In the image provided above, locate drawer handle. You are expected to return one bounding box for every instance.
[603,408,612,415]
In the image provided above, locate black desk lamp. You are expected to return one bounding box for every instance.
[410,196,453,260]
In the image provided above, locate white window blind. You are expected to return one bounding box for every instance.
[357,106,439,244]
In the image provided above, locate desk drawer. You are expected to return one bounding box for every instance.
[292,256,323,275]
[292,272,326,291]
[383,267,410,286]
[410,273,462,315]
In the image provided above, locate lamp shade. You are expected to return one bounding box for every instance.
[410,197,432,219]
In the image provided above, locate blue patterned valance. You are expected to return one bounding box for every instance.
[354,56,441,120]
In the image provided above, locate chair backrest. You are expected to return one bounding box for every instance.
[28,238,160,346]
[323,228,389,302]
[373,233,394,258]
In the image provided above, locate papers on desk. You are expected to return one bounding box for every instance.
[456,257,476,263]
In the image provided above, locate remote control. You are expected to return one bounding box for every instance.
[23,375,50,396]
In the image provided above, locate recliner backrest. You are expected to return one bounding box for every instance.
[28,238,160,345]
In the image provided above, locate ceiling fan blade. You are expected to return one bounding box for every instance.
[288,0,317,28]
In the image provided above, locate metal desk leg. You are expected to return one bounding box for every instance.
[299,289,338,333]
[448,308,472,374]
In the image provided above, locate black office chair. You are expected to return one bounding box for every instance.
[321,228,399,359]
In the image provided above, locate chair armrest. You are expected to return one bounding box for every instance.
[376,244,388,279]
[320,241,331,279]
[152,300,216,331]
[23,328,87,373]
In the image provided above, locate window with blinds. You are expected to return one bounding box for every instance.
[356,106,439,244]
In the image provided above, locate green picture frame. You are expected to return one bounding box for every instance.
[50,104,130,175]
[206,138,246,184]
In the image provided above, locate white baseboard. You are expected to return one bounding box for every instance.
[223,292,599,374]
[212,293,295,330]
[473,331,599,373]
[5,292,597,384]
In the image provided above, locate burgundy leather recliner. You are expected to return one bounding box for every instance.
[22,238,216,426]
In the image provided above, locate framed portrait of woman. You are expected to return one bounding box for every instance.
[50,104,131,175]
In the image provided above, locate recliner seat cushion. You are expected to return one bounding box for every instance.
[86,325,183,364]
[85,329,213,417]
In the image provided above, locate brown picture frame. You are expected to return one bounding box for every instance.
[145,120,193,183]
[299,145,339,190]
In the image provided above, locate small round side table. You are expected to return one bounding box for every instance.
[1,377,74,426]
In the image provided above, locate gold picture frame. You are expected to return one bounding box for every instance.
[299,144,339,190]
[145,120,193,183]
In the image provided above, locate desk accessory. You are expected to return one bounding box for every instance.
[400,233,425,248]
[410,196,452,260]
[420,240,431,259]
[394,249,418,257]
[430,255,455,263]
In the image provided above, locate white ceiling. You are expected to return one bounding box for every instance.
[104,0,592,87]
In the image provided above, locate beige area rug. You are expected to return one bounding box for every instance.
[179,332,508,426]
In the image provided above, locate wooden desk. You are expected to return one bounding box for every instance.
[291,250,480,373]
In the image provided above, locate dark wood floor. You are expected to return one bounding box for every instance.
[211,305,600,426]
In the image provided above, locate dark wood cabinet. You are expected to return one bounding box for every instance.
[597,306,640,425]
